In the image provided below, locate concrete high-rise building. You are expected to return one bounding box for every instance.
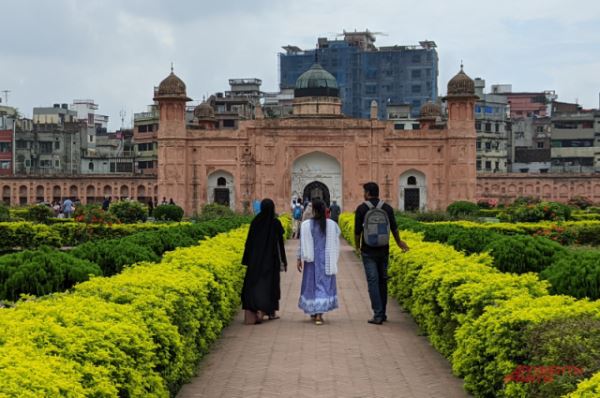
[279,30,438,119]
[473,78,510,173]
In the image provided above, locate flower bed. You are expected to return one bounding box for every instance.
[338,213,600,398]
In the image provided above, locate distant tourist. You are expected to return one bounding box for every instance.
[102,196,111,211]
[354,182,409,325]
[292,199,303,239]
[161,197,168,205]
[330,200,341,223]
[168,198,175,205]
[62,197,74,218]
[241,199,287,324]
[297,199,340,325]
[147,198,154,216]
[52,201,60,217]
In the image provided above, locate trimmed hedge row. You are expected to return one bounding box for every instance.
[0,216,253,302]
[0,214,292,396]
[339,213,600,398]
[0,221,192,251]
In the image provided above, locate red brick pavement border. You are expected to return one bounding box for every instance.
[177,239,469,398]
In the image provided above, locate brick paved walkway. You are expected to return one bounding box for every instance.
[178,239,469,398]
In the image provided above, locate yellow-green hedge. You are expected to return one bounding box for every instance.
[567,372,600,397]
[339,213,600,398]
[0,228,243,396]
[0,215,291,397]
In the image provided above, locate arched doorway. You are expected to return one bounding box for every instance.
[207,170,235,210]
[399,170,427,212]
[302,181,331,206]
[292,152,342,207]
[2,186,11,205]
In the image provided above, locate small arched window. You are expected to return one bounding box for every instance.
[407,176,417,185]
[217,177,227,186]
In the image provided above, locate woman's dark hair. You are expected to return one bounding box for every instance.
[363,182,379,198]
[311,199,327,234]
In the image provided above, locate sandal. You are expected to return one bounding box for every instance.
[268,314,280,320]
[314,315,324,325]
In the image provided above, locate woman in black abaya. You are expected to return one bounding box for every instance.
[241,198,287,324]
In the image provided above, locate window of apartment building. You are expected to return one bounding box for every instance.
[40,159,52,168]
[485,161,492,170]
[412,54,421,63]
[0,161,10,169]
[485,123,492,132]
[582,121,593,129]
[0,142,11,152]
[25,159,31,167]
[365,85,377,95]
[536,126,545,133]
[89,162,94,171]
[475,122,481,131]
[412,123,420,130]
[138,125,148,133]
[485,142,492,151]
[54,160,60,168]
[394,124,405,130]
[54,141,60,150]
[411,69,422,79]
[138,161,154,169]
[520,168,529,173]
[88,135,94,143]
[495,161,499,170]
[223,119,235,128]
[553,121,578,129]
[495,123,500,133]
[537,142,545,149]
[411,84,421,94]
[476,160,481,170]
[40,142,53,154]
[476,140,481,150]
[138,143,153,151]
[16,140,27,149]
[540,168,548,173]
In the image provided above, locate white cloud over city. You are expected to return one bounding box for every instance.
[1,0,599,129]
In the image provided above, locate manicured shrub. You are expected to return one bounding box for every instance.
[24,204,54,224]
[505,201,572,222]
[0,247,101,301]
[74,204,119,224]
[540,249,600,300]
[568,195,594,210]
[410,211,454,223]
[109,200,148,223]
[517,316,600,397]
[567,372,600,397]
[0,222,62,251]
[0,203,9,222]
[69,239,160,276]
[153,204,184,222]
[513,195,542,206]
[193,203,236,222]
[446,201,479,218]
[486,234,566,274]
[452,296,600,397]
[446,228,499,254]
[570,223,600,246]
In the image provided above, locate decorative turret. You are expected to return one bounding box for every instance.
[443,64,478,132]
[154,66,191,139]
[419,100,442,129]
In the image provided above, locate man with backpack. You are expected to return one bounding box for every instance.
[292,199,304,239]
[354,182,409,325]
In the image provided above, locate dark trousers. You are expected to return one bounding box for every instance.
[361,252,389,319]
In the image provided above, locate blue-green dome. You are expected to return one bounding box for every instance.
[294,64,339,98]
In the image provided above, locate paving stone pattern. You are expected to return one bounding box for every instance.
[178,239,469,398]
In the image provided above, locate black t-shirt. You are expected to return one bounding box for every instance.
[354,199,398,255]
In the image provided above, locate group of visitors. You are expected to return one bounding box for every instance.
[49,197,77,218]
[291,198,341,239]
[241,182,410,326]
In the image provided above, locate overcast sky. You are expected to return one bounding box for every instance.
[2,0,599,129]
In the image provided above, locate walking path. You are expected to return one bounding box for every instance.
[178,239,468,398]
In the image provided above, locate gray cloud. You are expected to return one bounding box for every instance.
[1,0,599,129]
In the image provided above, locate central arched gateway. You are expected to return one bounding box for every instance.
[291,152,342,208]
[303,181,331,206]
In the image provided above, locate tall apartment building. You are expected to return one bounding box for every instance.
[550,110,600,173]
[0,105,17,176]
[133,104,159,175]
[474,78,510,173]
[279,30,438,119]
